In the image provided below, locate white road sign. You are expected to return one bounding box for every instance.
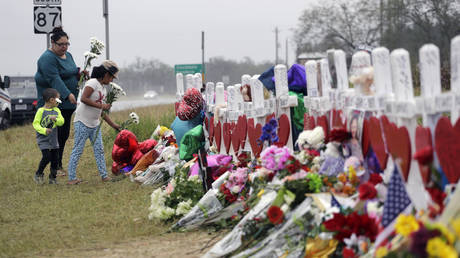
[33,0,61,5]
[34,6,62,34]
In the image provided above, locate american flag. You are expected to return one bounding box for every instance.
[381,165,412,227]
[331,193,342,209]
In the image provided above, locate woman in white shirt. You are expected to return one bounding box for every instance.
[67,60,121,185]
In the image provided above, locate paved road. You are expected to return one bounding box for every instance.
[110,96,176,112]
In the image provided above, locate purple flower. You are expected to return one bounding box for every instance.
[409,227,441,258]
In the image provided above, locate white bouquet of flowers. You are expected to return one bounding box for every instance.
[78,37,105,88]
[119,112,139,130]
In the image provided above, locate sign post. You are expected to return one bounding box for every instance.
[33,0,62,49]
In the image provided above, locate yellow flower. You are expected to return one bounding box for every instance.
[426,237,458,258]
[375,246,388,258]
[257,189,265,198]
[431,223,455,244]
[348,165,357,181]
[395,214,420,237]
[450,218,460,239]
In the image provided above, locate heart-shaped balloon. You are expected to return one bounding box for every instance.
[367,116,388,170]
[434,117,460,184]
[415,125,433,185]
[381,115,411,181]
[247,118,263,157]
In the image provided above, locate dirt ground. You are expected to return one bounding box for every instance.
[43,231,225,258]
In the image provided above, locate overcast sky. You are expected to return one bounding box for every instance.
[0,0,315,76]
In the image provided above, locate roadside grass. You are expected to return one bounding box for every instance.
[0,104,176,257]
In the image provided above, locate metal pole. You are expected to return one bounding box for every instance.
[285,38,288,67]
[201,31,205,82]
[103,0,110,60]
[47,33,50,49]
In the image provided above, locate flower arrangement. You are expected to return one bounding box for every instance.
[77,37,105,88]
[260,145,291,171]
[119,112,139,130]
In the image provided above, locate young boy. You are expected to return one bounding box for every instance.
[32,88,64,184]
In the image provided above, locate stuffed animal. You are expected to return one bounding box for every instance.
[111,130,157,175]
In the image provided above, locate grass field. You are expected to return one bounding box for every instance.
[0,104,177,257]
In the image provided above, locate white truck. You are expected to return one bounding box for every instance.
[0,75,11,130]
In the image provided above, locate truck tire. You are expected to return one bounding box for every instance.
[0,110,11,130]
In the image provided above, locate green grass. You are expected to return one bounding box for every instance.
[0,104,176,257]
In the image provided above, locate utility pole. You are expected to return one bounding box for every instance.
[275,27,279,65]
[103,0,110,60]
[285,38,288,67]
[202,31,205,82]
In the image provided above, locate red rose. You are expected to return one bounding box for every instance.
[342,247,356,258]
[328,128,352,143]
[368,173,383,185]
[267,205,284,225]
[324,213,347,232]
[426,187,446,214]
[413,146,433,165]
[286,164,296,174]
[307,149,320,157]
[358,182,377,200]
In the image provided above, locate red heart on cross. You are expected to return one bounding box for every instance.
[381,115,411,181]
[304,113,316,130]
[214,121,222,152]
[434,116,460,184]
[367,116,388,170]
[362,119,370,157]
[317,115,329,141]
[230,121,240,153]
[223,122,232,154]
[331,109,347,129]
[415,125,433,185]
[277,114,290,146]
[236,115,247,150]
[209,116,214,145]
[247,118,263,157]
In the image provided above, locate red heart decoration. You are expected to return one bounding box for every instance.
[223,122,232,154]
[214,121,222,152]
[317,115,329,141]
[415,126,433,185]
[367,116,388,170]
[266,113,276,124]
[209,116,214,145]
[434,117,460,184]
[304,113,316,130]
[331,109,347,129]
[247,118,263,157]
[236,115,247,150]
[361,119,371,157]
[381,115,411,181]
[230,122,240,153]
[277,114,290,146]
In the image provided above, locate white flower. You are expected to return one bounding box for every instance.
[129,112,140,124]
[175,199,193,216]
[89,37,105,55]
[188,175,201,183]
[84,51,99,59]
[110,82,126,95]
[280,204,289,213]
[230,185,241,194]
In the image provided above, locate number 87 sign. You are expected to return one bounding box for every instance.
[34,6,62,34]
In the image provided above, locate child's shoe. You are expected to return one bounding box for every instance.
[49,178,58,184]
[34,174,44,184]
[101,176,112,182]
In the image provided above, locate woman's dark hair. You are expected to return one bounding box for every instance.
[43,88,59,102]
[50,27,68,43]
[91,65,108,79]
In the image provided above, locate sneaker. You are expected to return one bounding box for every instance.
[67,179,82,185]
[34,174,44,184]
[56,169,67,177]
[101,176,112,182]
[49,178,58,184]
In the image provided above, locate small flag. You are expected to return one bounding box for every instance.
[381,165,412,227]
[331,193,342,209]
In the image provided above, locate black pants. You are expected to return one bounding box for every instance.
[36,149,59,179]
[57,109,75,169]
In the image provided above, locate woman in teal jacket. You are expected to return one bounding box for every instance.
[35,27,82,176]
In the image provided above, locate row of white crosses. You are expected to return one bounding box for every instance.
[175,72,203,100]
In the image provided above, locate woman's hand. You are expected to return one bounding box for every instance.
[101,103,111,111]
[68,93,77,105]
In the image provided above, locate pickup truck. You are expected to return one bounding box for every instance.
[0,75,11,130]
